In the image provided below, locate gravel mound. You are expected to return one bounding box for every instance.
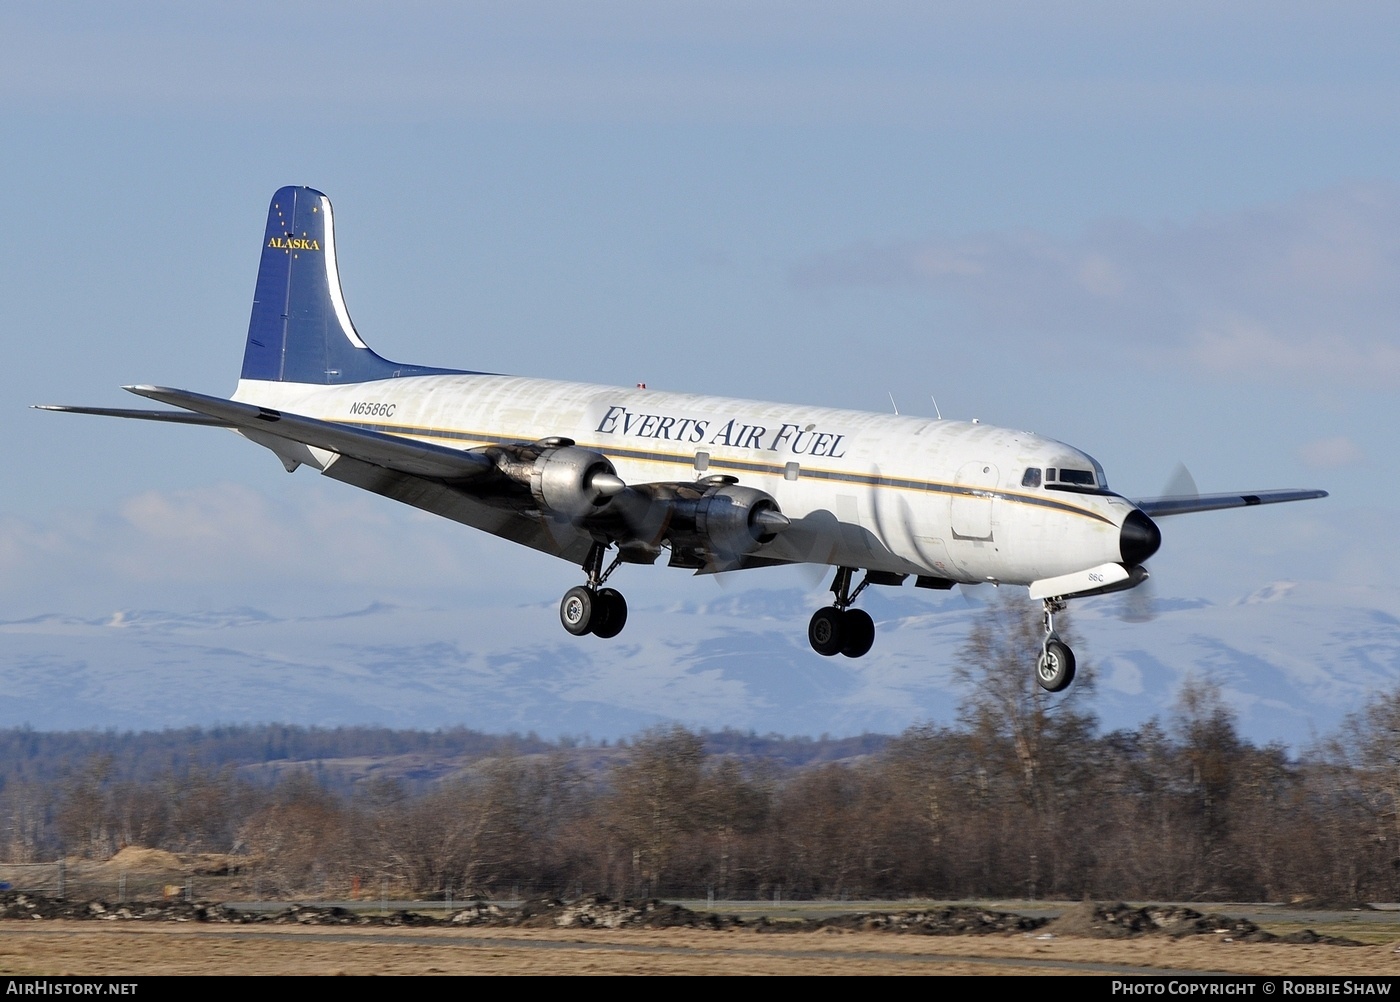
[0,891,1362,943]
[0,891,219,922]
[514,895,738,929]
[816,907,1047,936]
[1045,901,1360,946]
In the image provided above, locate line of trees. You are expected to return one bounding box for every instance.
[3,595,1399,903]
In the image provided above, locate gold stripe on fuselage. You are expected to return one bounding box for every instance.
[331,418,1118,528]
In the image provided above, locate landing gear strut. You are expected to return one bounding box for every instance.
[560,542,628,638]
[1036,597,1076,692]
[808,566,876,659]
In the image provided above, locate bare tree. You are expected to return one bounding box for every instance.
[0,779,52,863]
[54,756,118,860]
[950,591,1099,897]
[1316,683,1400,901]
[1171,675,1243,897]
[953,592,1095,800]
[694,757,769,899]
[605,727,704,897]
[237,771,350,896]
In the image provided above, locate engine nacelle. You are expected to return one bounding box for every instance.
[489,440,622,520]
[529,446,620,520]
[669,482,787,564]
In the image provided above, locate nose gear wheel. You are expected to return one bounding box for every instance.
[1036,597,1076,692]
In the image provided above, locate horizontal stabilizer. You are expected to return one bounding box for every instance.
[33,404,231,426]
[1131,489,1328,518]
[123,385,494,481]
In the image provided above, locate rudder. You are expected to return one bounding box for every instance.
[241,186,461,384]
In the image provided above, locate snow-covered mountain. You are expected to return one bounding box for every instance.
[2,580,1396,751]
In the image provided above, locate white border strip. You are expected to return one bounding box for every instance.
[319,195,370,349]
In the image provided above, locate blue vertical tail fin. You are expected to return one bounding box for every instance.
[241,186,463,384]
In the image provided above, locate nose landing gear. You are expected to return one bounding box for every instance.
[559,542,629,638]
[808,567,877,658]
[1036,597,1076,692]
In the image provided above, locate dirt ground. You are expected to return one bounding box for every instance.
[1,922,1397,976]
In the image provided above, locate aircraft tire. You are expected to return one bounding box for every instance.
[560,586,596,636]
[591,588,628,639]
[1036,639,1076,692]
[840,609,875,658]
[808,607,845,656]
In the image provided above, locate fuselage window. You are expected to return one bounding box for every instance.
[1021,467,1042,488]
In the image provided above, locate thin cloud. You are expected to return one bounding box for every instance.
[793,182,1400,389]
[4,5,1399,125]
[1297,436,1366,469]
[0,483,504,604]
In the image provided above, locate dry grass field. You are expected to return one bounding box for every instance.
[2,921,1398,976]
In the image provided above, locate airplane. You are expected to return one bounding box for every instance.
[37,186,1328,693]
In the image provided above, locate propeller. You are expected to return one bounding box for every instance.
[1115,463,1197,623]
[1116,572,1157,623]
[1160,462,1200,504]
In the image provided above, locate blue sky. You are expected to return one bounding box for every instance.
[2,4,1395,663]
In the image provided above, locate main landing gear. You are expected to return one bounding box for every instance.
[808,566,876,659]
[559,542,628,639]
[1036,597,1076,692]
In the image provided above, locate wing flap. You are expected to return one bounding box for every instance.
[1131,488,1328,517]
[122,385,494,481]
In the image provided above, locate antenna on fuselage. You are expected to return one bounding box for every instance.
[888,392,900,416]
[930,395,943,420]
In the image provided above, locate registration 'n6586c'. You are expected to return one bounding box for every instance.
[349,402,396,418]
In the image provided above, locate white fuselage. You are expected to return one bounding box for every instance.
[234,373,1133,585]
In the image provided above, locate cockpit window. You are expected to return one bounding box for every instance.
[1043,463,1110,494]
[1021,467,1042,488]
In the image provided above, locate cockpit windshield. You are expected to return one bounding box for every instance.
[1040,456,1111,494]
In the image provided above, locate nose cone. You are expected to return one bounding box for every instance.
[1120,509,1161,566]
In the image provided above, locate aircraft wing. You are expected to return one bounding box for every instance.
[33,404,231,426]
[39,385,790,570]
[39,385,603,563]
[116,385,495,481]
[1130,488,1328,518]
